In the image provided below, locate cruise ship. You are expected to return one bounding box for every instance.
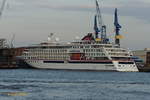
[20,0,138,72]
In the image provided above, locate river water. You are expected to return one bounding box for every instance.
[0,69,150,100]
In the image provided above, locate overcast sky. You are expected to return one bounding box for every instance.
[0,0,149,50]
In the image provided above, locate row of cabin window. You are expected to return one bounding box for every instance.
[106,49,127,52]
[30,49,67,53]
[27,56,68,60]
[72,45,112,49]
[29,55,69,58]
[28,53,67,56]
[109,53,130,56]
[83,49,103,52]
[24,53,68,58]
[86,53,105,56]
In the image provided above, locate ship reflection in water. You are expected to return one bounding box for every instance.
[0,69,150,100]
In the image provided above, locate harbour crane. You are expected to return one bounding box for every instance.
[114,8,122,46]
[0,0,6,17]
[94,0,108,43]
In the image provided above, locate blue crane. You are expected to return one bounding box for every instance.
[94,0,108,43]
[114,8,122,46]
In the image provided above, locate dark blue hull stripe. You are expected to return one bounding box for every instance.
[43,61,64,63]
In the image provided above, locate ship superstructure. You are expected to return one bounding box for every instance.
[21,0,138,72]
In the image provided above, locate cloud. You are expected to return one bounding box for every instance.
[117,1,150,23]
[37,4,94,12]
[33,2,122,12]
[5,0,150,23]
[27,0,149,23]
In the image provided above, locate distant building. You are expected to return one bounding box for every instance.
[132,48,150,64]
[146,52,150,66]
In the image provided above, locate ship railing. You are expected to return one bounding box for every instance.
[72,40,114,45]
[102,47,112,60]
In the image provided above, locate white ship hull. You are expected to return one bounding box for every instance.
[25,60,138,72]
